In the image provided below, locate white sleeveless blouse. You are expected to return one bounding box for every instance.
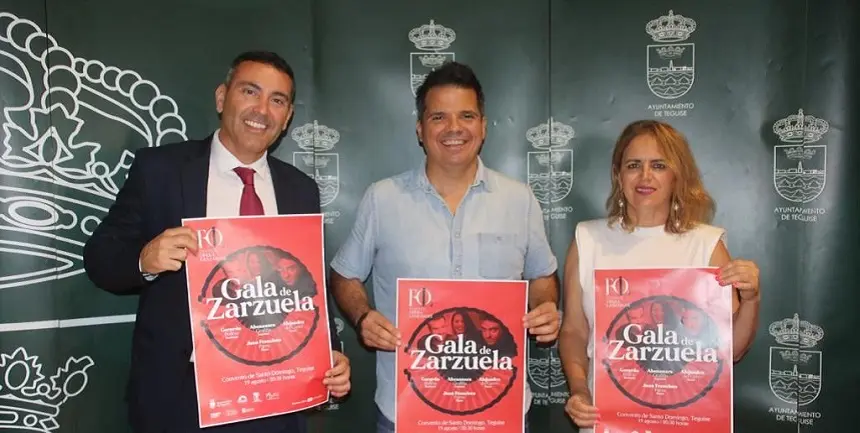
[573,218,725,433]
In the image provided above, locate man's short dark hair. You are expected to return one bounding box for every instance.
[414,61,484,119]
[224,51,296,103]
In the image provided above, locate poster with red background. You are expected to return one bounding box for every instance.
[183,214,332,428]
[395,278,527,433]
[593,267,733,433]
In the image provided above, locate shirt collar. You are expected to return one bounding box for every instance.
[210,129,271,180]
[409,157,494,193]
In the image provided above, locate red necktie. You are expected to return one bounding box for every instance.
[233,167,265,215]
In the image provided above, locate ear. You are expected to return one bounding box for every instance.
[480,116,488,140]
[282,105,295,131]
[415,119,423,141]
[215,84,227,114]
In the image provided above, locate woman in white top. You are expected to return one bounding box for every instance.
[558,120,761,431]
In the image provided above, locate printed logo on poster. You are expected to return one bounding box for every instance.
[0,11,187,290]
[197,227,225,249]
[526,118,574,220]
[604,276,631,296]
[403,306,519,415]
[766,313,824,426]
[772,109,829,223]
[644,10,697,117]
[291,121,341,224]
[408,286,433,307]
[408,19,456,98]
[601,275,631,309]
[195,226,225,262]
[0,347,95,432]
[405,285,435,318]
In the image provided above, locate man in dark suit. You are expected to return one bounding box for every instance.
[83,51,351,433]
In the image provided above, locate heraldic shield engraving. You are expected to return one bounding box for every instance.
[772,109,829,204]
[408,20,456,96]
[768,313,824,406]
[645,10,697,100]
[526,118,574,204]
[291,121,340,207]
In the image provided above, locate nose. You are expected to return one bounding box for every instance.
[641,165,655,180]
[252,96,270,115]
[445,116,463,132]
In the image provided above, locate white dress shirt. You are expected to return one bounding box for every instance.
[190,130,278,361]
[205,129,278,217]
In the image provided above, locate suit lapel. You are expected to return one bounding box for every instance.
[269,156,291,214]
[180,138,212,219]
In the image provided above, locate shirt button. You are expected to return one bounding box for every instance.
[454,231,461,239]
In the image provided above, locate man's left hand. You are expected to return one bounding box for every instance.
[523,301,560,343]
[323,350,351,398]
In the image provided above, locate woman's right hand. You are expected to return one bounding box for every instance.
[564,391,599,428]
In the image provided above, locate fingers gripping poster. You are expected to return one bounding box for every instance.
[183,214,332,427]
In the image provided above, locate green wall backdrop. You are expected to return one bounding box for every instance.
[0,0,856,432]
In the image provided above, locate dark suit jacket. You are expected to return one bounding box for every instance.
[83,136,340,433]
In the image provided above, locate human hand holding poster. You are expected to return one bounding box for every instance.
[395,278,527,433]
[182,214,332,428]
[593,268,733,433]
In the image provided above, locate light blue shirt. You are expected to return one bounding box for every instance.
[330,158,558,422]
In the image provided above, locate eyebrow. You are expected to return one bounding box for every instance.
[425,109,479,117]
[623,157,666,162]
[236,81,291,101]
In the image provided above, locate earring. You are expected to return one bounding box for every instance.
[618,198,626,224]
[673,201,680,228]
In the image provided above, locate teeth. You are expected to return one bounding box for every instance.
[244,120,266,130]
[442,140,466,146]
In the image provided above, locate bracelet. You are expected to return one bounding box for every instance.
[355,310,371,330]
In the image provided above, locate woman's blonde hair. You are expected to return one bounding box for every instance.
[606,120,715,233]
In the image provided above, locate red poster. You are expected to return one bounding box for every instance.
[182,214,332,428]
[593,268,733,433]
[395,278,528,433]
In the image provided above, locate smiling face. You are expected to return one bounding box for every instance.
[416,85,487,171]
[618,133,676,220]
[215,61,295,164]
[608,120,716,232]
